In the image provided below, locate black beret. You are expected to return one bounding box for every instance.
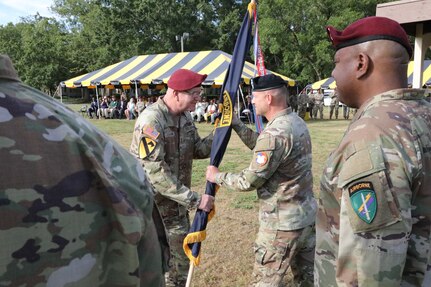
[252,74,286,92]
[326,16,412,58]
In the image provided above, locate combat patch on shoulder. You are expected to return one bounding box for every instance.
[348,181,377,224]
[142,125,160,140]
[139,137,157,159]
[255,152,268,167]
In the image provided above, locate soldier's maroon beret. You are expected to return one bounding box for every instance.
[326,16,412,58]
[167,69,207,91]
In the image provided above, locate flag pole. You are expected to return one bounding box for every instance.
[185,262,195,287]
[183,1,255,286]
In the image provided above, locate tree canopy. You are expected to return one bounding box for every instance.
[0,0,417,93]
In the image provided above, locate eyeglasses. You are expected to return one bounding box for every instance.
[182,88,203,98]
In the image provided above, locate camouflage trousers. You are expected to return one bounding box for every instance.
[329,105,339,119]
[158,200,190,287]
[312,103,324,119]
[249,225,315,287]
[297,105,307,119]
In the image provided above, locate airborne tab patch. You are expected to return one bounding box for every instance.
[348,181,377,224]
[139,137,157,159]
[142,125,160,140]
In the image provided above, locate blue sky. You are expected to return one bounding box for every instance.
[0,0,56,25]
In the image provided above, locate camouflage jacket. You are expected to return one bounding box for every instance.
[314,93,325,105]
[216,108,316,230]
[0,55,166,286]
[130,98,213,210]
[315,89,431,286]
[297,93,309,106]
[330,92,339,106]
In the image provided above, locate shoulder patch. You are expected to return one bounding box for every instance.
[348,181,377,224]
[255,152,268,166]
[142,125,160,140]
[139,137,157,159]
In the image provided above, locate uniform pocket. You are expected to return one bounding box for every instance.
[338,145,402,233]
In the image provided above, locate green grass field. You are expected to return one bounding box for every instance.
[68,103,349,286]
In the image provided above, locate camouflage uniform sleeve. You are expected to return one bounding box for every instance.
[334,121,415,286]
[215,133,283,191]
[231,117,258,150]
[133,120,201,210]
[193,126,214,159]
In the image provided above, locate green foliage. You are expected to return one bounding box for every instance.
[0,0,406,93]
[259,0,394,87]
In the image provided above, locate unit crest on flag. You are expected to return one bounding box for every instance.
[348,181,377,224]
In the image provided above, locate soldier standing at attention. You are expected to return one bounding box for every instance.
[315,16,431,286]
[0,54,167,286]
[206,74,316,287]
[130,69,215,286]
[329,87,339,120]
[297,90,309,119]
[312,88,325,119]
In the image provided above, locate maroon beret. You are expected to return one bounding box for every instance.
[167,69,207,91]
[326,16,412,58]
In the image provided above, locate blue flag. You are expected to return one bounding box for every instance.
[183,1,255,266]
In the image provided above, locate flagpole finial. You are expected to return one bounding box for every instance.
[248,0,256,16]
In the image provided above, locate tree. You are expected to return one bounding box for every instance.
[258,0,394,87]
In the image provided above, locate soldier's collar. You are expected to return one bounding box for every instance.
[267,108,291,125]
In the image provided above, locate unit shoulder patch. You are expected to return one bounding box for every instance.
[139,137,157,159]
[348,181,377,224]
[255,151,268,167]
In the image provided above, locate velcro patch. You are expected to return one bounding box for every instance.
[139,137,157,159]
[348,181,377,224]
[255,152,268,166]
[142,125,160,140]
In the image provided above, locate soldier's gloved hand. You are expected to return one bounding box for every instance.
[198,194,215,212]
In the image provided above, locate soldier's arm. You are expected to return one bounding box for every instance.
[335,124,415,286]
[231,115,258,150]
[214,133,284,191]
[131,120,201,210]
[193,125,214,159]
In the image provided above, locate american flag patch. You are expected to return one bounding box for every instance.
[142,125,160,140]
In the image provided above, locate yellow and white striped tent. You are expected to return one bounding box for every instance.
[311,60,431,89]
[62,50,295,88]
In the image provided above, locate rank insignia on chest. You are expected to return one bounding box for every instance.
[139,137,157,159]
[142,125,160,140]
[255,152,268,166]
[348,181,377,224]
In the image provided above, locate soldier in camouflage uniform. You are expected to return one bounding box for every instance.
[0,54,168,286]
[207,74,316,287]
[130,69,215,286]
[315,17,431,286]
[329,88,339,120]
[312,88,324,120]
[297,91,309,119]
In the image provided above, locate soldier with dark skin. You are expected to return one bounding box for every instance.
[207,74,316,287]
[130,69,215,286]
[315,16,431,286]
[0,54,167,286]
